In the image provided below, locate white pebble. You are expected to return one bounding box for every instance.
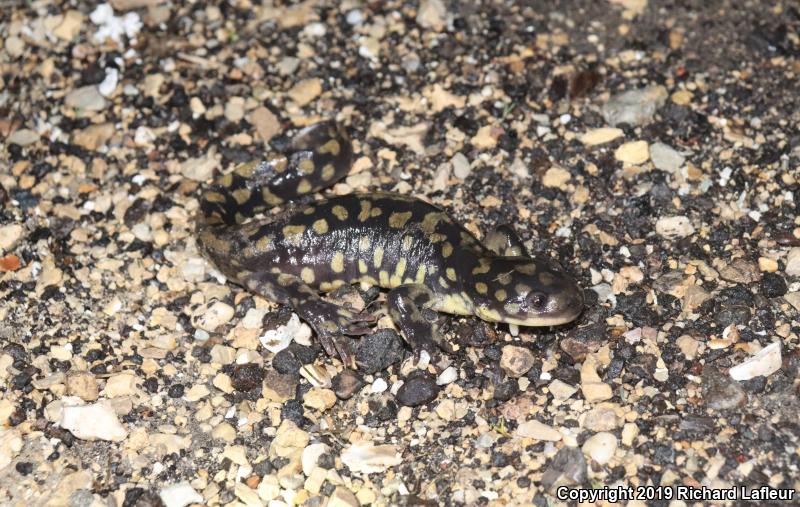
[370,378,388,393]
[582,432,618,465]
[58,401,128,442]
[436,367,458,385]
[159,482,204,507]
[729,342,782,381]
[346,9,364,25]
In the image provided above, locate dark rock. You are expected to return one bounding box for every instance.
[355,329,405,374]
[493,379,518,401]
[167,384,184,398]
[783,347,800,379]
[3,343,27,362]
[142,377,158,393]
[231,363,265,392]
[627,354,657,379]
[651,444,675,465]
[760,273,787,298]
[396,372,439,406]
[560,322,606,362]
[281,399,307,426]
[616,292,657,326]
[455,321,496,348]
[272,349,302,375]
[15,462,32,475]
[541,446,587,490]
[715,305,752,328]
[741,375,768,393]
[679,415,716,434]
[331,369,364,399]
[287,343,318,365]
[122,487,165,507]
[701,366,746,410]
[262,370,297,401]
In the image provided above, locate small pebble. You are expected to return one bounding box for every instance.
[396,372,439,406]
[582,432,618,465]
[500,345,536,377]
[331,370,364,399]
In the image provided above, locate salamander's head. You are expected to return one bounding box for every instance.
[471,256,584,327]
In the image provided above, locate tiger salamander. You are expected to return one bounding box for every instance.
[197,121,584,366]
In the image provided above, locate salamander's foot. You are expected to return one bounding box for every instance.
[296,299,375,367]
[386,284,451,363]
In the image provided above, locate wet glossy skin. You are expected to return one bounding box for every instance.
[197,121,584,366]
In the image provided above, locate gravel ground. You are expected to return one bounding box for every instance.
[1,1,799,506]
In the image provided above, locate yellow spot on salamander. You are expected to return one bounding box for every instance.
[395,258,407,279]
[388,211,413,228]
[420,212,444,233]
[358,201,371,222]
[472,258,491,274]
[415,265,427,283]
[300,267,315,284]
[401,235,413,251]
[319,139,341,155]
[497,272,512,285]
[203,192,226,203]
[312,219,329,234]
[373,246,384,268]
[517,263,537,275]
[232,188,251,204]
[441,242,453,258]
[297,178,312,194]
[358,260,368,273]
[283,225,306,246]
[436,294,473,315]
[255,236,272,251]
[539,271,555,285]
[475,282,488,294]
[504,302,520,315]
[235,161,259,177]
[220,173,234,187]
[389,274,402,287]
[446,267,458,281]
[379,270,390,286]
[359,235,371,251]
[331,251,345,273]
[495,289,507,301]
[438,276,449,289]
[476,306,502,322]
[262,188,283,205]
[332,205,349,221]
[299,158,315,174]
[268,155,288,173]
[429,233,447,243]
[322,164,336,181]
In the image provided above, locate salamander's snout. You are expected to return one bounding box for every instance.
[472,257,584,327]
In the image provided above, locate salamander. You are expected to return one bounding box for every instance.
[197,121,584,367]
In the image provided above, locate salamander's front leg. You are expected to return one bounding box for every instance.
[485,224,527,257]
[386,284,450,360]
[241,271,372,367]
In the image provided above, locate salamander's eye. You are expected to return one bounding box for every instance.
[528,292,548,310]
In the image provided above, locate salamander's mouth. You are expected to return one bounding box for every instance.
[476,306,584,327]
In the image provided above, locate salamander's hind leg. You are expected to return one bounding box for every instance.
[241,271,373,368]
[386,284,450,361]
[485,224,528,257]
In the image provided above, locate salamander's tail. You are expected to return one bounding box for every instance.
[198,121,353,228]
